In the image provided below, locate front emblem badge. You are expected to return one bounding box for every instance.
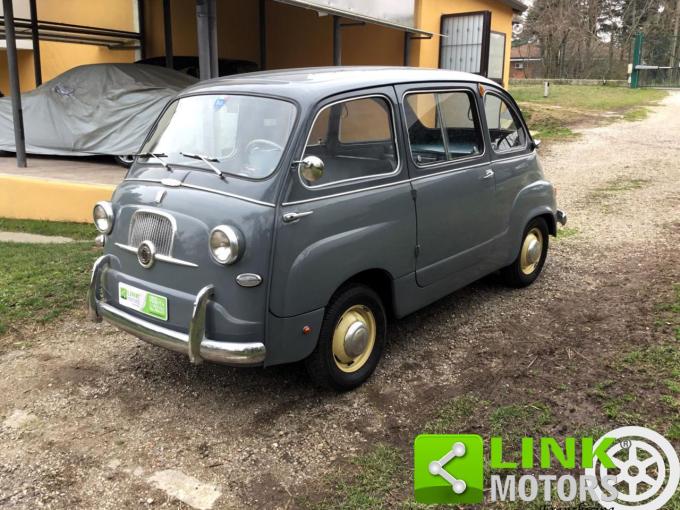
[137,240,156,269]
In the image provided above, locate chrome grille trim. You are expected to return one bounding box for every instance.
[115,243,197,268]
[128,208,177,256]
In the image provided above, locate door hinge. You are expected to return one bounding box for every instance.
[415,244,420,257]
[410,188,417,201]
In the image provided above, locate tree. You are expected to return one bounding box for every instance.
[525,0,674,79]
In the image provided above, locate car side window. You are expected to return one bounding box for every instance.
[483,93,526,152]
[404,90,483,167]
[301,96,398,188]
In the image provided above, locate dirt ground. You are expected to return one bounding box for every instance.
[1,92,679,510]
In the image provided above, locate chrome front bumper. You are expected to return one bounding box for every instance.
[556,209,567,226]
[87,255,266,366]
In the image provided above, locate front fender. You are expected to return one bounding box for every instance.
[271,222,403,316]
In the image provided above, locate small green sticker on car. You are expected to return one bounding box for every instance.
[118,282,168,321]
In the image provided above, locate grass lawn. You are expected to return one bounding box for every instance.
[0,218,100,336]
[508,84,667,142]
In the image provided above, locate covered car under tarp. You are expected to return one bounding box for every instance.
[0,63,197,157]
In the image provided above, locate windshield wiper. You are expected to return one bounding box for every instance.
[137,152,171,170]
[180,152,226,179]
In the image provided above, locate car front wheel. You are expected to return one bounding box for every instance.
[500,217,549,288]
[305,283,386,391]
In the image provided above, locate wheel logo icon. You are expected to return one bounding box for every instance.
[585,426,680,510]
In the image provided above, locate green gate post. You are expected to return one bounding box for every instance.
[631,32,643,88]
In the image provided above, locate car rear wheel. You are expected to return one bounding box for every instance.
[500,217,549,288]
[114,155,135,167]
[305,283,386,391]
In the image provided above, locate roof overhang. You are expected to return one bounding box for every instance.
[0,39,33,50]
[500,0,529,13]
[274,0,434,37]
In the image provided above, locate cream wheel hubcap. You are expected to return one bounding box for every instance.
[332,304,376,373]
[520,227,543,275]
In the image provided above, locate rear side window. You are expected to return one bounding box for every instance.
[404,90,483,167]
[483,93,526,152]
[301,96,398,188]
[339,98,392,143]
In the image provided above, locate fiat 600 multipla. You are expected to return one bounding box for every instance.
[88,67,566,390]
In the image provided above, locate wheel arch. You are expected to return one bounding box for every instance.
[538,212,557,237]
[338,268,395,318]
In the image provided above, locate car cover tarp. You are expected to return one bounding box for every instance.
[0,63,197,156]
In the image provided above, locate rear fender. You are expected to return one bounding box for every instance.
[504,180,555,265]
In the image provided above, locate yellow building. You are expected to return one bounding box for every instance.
[0,0,526,222]
[2,0,526,94]
[0,0,137,93]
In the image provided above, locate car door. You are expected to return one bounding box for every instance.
[396,83,496,288]
[269,88,416,318]
[481,89,534,265]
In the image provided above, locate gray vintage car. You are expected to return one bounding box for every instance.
[88,67,566,390]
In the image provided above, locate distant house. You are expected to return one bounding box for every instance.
[510,41,542,79]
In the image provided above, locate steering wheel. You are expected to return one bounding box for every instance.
[494,131,515,151]
[243,139,283,176]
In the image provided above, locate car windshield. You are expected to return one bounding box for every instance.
[140,94,297,179]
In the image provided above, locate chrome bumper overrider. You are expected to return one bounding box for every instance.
[556,209,567,226]
[87,255,266,365]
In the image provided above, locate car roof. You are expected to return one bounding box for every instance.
[180,66,501,103]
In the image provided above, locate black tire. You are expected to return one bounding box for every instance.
[304,283,386,391]
[114,155,135,167]
[500,217,549,288]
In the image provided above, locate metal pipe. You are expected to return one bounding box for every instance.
[259,0,266,70]
[333,15,341,66]
[196,0,211,80]
[163,0,174,68]
[137,0,146,58]
[208,0,218,78]
[2,0,27,167]
[0,17,143,39]
[403,32,411,66]
[28,0,41,86]
[0,31,138,47]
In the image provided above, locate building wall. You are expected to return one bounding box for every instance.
[412,0,515,87]
[266,1,403,68]
[142,0,403,70]
[510,61,542,79]
[0,50,35,95]
[0,0,137,93]
[2,0,515,94]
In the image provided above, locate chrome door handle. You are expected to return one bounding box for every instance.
[481,169,495,180]
[282,211,314,223]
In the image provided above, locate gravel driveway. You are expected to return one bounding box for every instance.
[1,92,679,510]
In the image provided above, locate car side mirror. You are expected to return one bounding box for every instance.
[532,139,542,150]
[298,155,324,183]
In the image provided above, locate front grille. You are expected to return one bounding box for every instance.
[129,211,174,256]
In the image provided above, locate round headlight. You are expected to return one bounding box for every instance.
[93,201,114,234]
[209,225,243,265]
